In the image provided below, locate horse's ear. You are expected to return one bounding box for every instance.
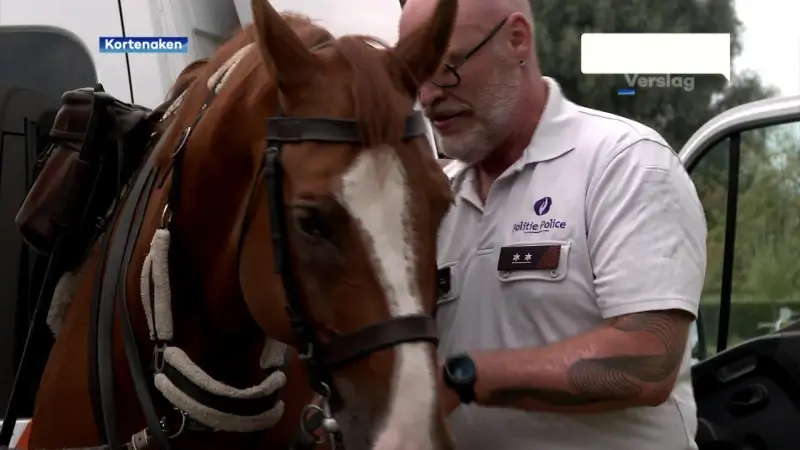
[395,0,458,86]
[250,0,318,88]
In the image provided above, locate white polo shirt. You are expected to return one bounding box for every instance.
[436,77,706,450]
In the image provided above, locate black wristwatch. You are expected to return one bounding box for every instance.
[443,354,477,404]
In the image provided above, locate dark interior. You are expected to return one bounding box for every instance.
[0,25,97,417]
[693,332,800,449]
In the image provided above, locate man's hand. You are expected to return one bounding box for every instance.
[437,363,460,416]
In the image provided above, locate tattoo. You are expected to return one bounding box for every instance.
[486,310,690,407]
[486,387,607,406]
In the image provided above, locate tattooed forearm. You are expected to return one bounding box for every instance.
[486,387,607,406]
[484,310,692,408]
[564,312,686,401]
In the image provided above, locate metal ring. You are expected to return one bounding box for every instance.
[160,204,173,229]
[299,404,326,445]
[172,127,191,157]
[162,408,188,439]
[316,382,331,401]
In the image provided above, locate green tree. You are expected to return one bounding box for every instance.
[697,125,800,347]
[735,126,800,300]
[528,0,776,150]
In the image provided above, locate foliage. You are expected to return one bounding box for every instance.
[698,125,800,301]
[699,298,800,350]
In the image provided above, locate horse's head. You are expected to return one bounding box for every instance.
[163,0,456,447]
[239,0,457,448]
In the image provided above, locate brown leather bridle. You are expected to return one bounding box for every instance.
[259,106,440,398]
[166,83,440,448]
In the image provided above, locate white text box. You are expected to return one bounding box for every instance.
[581,33,731,81]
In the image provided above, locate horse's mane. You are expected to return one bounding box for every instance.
[154,12,413,170]
[150,57,210,132]
[166,57,211,104]
[325,36,410,145]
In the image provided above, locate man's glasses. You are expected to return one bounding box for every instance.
[431,17,509,88]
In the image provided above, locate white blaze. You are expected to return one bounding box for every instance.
[338,145,436,450]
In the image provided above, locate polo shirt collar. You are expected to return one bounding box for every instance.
[517,77,579,166]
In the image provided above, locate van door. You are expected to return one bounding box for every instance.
[0,24,97,419]
[680,96,800,449]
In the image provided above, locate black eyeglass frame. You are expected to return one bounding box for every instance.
[432,16,510,88]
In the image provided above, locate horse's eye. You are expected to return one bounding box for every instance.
[294,206,333,240]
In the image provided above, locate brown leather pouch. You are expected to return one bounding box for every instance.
[14,84,159,267]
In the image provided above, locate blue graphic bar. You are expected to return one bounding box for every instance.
[617,88,636,96]
[99,36,189,53]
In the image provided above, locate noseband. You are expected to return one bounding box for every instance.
[165,78,439,446]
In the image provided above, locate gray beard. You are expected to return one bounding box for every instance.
[439,125,495,164]
[437,69,520,164]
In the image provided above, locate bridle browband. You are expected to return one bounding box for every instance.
[161,75,440,447]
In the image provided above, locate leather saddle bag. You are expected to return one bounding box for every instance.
[15,84,161,269]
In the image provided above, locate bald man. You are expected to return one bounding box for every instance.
[400,1,707,449]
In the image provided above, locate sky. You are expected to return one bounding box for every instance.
[265,0,799,97]
[247,0,402,43]
[734,0,800,96]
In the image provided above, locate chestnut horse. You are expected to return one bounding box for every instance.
[24,0,457,449]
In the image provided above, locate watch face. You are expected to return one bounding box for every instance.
[447,356,475,382]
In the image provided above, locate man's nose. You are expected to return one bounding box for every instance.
[418,80,446,110]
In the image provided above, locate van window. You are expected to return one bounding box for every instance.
[0,26,97,417]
